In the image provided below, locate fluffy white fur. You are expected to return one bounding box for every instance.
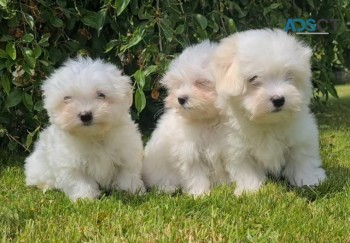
[142,40,231,196]
[210,29,327,195]
[25,57,144,201]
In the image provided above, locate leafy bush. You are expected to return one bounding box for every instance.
[0,0,349,151]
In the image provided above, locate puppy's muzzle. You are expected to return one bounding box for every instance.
[271,96,285,108]
[79,111,93,126]
[177,95,188,106]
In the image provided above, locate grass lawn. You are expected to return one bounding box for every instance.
[1,85,350,242]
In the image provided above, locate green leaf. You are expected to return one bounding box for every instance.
[25,133,34,149]
[0,0,7,8]
[25,126,40,149]
[212,22,219,33]
[175,24,185,34]
[228,18,237,33]
[0,61,6,70]
[39,33,50,45]
[144,65,158,77]
[5,90,23,109]
[38,60,50,66]
[22,64,34,76]
[8,140,17,151]
[34,46,42,58]
[34,100,44,112]
[6,42,16,60]
[133,70,145,88]
[0,49,7,58]
[0,35,14,42]
[2,75,11,95]
[230,2,246,18]
[82,11,99,29]
[49,15,64,27]
[23,93,33,110]
[49,47,63,64]
[5,59,14,70]
[195,14,208,30]
[120,26,145,52]
[322,72,338,98]
[105,40,118,53]
[96,8,107,36]
[135,88,146,114]
[263,3,281,15]
[306,0,314,8]
[130,0,139,15]
[159,19,174,42]
[21,33,34,43]
[24,13,35,29]
[114,0,131,16]
[22,48,36,69]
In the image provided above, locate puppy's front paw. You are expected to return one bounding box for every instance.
[113,176,145,194]
[184,176,211,198]
[234,180,262,196]
[289,167,326,187]
[69,187,101,202]
[128,178,146,194]
[156,184,177,194]
[187,186,211,198]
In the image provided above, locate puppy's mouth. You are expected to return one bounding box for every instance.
[175,106,189,113]
[180,104,191,110]
[272,107,282,113]
[82,121,93,126]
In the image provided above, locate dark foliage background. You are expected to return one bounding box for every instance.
[0,0,349,151]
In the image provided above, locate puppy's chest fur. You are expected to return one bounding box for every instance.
[244,126,291,174]
[65,136,122,188]
[177,121,224,174]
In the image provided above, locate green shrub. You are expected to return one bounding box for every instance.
[0,0,349,151]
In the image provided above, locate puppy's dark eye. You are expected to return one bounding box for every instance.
[97,92,106,99]
[248,76,258,83]
[64,96,72,102]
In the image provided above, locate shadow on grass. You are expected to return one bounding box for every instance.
[102,190,153,206]
[289,166,350,202]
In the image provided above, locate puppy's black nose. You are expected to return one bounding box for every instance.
[178,96,188,105]
[271,96,285,108]
[79,112,93,123]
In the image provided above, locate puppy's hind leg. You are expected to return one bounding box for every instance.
[24,149,55,192]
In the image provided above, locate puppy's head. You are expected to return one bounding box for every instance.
[210,29,312,124]
[42,57,132,136]
[161,40,219,121]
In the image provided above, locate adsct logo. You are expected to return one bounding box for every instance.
[284,18,338,35]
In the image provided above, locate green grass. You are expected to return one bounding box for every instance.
[1,85,350,242]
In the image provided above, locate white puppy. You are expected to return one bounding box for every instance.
[25,57,144,201]
[210,29,326,195]
[142,40,231,196]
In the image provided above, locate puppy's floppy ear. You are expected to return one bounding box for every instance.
[210,35,246,97]
[120,75,134,108]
